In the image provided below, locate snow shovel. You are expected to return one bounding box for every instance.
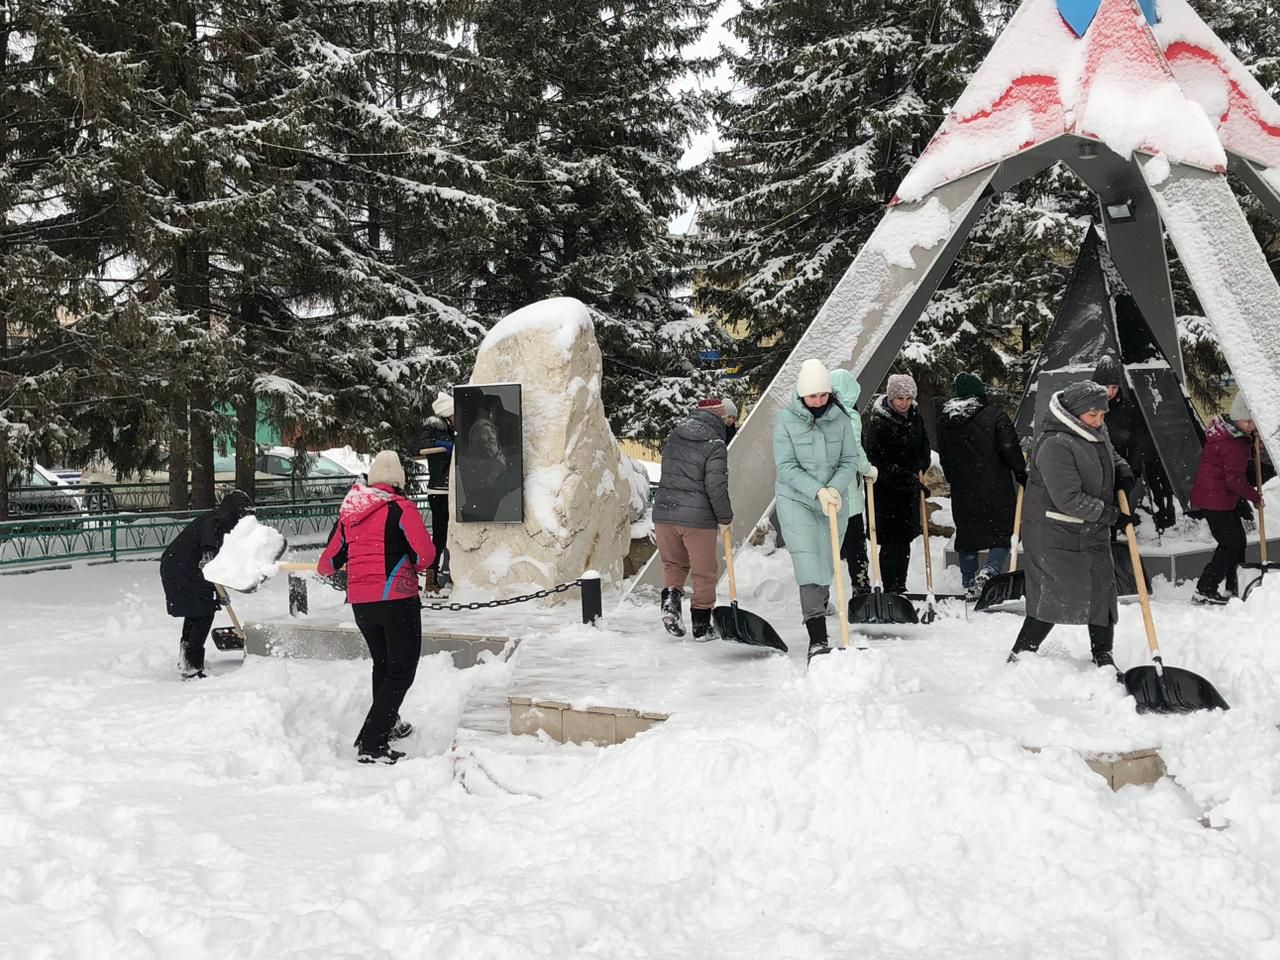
[1242,435,1275,601]
[826,500,857,650]
[917,481,938,624]
[975,484,1025,612]
[1117,491,1229,714]
[210,537,290,594]
[211,584,246,651]
[847,479,918,625]
[712,527,787,652]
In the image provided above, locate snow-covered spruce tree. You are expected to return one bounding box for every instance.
[446,0,721,441]
[0,0,130,517]
[698,0,989,395]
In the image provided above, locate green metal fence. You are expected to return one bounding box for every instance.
[0,497,433,571]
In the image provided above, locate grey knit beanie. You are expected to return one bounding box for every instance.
[1059,381,1110,417]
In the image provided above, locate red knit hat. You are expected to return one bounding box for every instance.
[697,397,724,411]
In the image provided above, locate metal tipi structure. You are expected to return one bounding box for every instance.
[637,0,1280,589]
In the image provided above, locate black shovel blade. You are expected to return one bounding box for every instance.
[712,602,787,652]
[848,590,919,625]
[1111,542,1152,597]
[974,571,1025,612]
[211,627,245,651]
[1123,664,1230,714]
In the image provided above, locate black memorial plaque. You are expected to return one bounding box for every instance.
[454,384,524,523]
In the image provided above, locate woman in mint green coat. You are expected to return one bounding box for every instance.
[830,370,876,593]
[774,359,860,659]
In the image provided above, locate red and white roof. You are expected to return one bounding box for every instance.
[894,0,1251,203]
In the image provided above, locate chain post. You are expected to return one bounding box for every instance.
[579,571,602,625]
[288,574,308,617]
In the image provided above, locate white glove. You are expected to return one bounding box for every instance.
[862,466,878,483]
[816,487,843,512]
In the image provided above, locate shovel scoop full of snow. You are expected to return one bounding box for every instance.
[202,516,289,592]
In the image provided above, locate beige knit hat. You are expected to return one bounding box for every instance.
[796,359,832,397]
[1229,391,1251,422]
[367,450,406,490]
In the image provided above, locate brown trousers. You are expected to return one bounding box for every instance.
[655,523,719,609]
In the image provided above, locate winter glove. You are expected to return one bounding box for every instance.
[861,465,878,483]
[1114,466,1136,494]
[435,439,454,453]
[1015,471,1028,489]
[199,550,215,569]
[1113,512,1136,532]
[816,487,843,512]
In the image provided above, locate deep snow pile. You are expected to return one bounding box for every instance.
[3,539,1280,959]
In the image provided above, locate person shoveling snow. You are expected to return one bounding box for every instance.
[160,491,260,680]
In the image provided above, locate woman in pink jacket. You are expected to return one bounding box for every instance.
[1189,393,1263,605]
[319,450,436,763]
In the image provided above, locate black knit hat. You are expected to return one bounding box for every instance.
[1092,355,1122,388]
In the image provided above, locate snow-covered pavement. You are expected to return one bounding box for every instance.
[3,544,1279,959]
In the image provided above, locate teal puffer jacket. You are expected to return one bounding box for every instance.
[829,370,874,517]
[773,394,859,586]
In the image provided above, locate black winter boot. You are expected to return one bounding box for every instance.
[661,588,685,637]
[690,607,716,642]
[1089,626,1123,682]
[805,617,831,662]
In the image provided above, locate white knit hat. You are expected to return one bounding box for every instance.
[367,450,406,490]
[721,398,738,419]
[431,390,454,418]
[1229,391,1251,422]
[796,359,832,397]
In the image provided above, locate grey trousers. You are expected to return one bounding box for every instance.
[799,584,830,622]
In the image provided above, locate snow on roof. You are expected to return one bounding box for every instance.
[1153,0,1280,173]
[895,0,1226,204]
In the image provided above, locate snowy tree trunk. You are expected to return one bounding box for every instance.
[235,393,257,502]
[190,384,215,510]
[0,437,10,522]
[168,395,189,511]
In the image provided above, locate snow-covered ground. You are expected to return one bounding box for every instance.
[3,536,1280,959]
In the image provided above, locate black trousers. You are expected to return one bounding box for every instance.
[840,514,870,593]
[428,495,450,576]
[1198,509,1245,595]
[1013,616,1114,658]
[878,540,911,594]
[180,614,215,671]
[352,598,422,750]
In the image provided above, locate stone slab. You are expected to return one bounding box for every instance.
[508,697,668,746]
[245,619,513,669]
[1025,745,1166,791]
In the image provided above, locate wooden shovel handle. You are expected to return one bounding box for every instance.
[214,583,245,636]
[418,446,448,456]
[918,475,934,593]
[1118,490,1159,658]
[866,478,882,589]
[721,526,738,604]
[277,562,318,573]
[1257,435,1267,566]
[1009,484,1024,573]
[827,501,851,649]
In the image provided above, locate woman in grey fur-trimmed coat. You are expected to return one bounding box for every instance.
[1008,381,1134,672]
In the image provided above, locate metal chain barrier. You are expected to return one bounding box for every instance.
[421,579,578,612]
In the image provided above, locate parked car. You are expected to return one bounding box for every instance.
[80,454,274,511]
[255,448,358,500]
[7,464,84,519]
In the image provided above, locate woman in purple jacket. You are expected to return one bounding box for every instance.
[1189,393,1263,604]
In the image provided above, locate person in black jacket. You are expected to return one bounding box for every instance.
[864,374,931,594]
[409,390,455,593]
[652,397,734,639]
[159,490,254,679]
[937,373,1028,599]
[1092,355,1173,530]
